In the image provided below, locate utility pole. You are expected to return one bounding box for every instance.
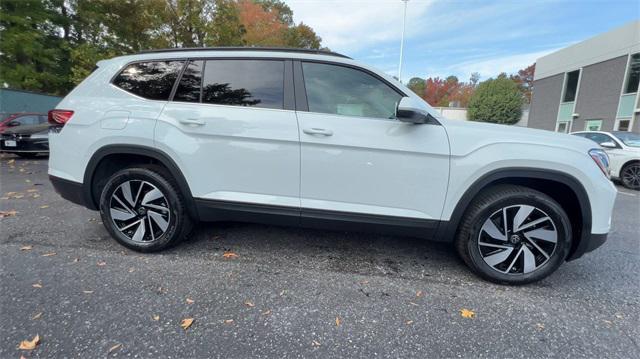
[398,0,409,82]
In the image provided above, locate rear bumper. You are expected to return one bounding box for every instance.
[49,175,88,208]
[0,138,49,153]
[567,232,608,261]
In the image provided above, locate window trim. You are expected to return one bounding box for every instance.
[584,119,603,131]
[561,69,581,104]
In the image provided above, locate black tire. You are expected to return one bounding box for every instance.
[99,166,193,252]
[16,153,39,158]
[455,185,572,285]
[620,162,640,190]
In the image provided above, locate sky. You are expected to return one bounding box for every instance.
[286,0,640,82]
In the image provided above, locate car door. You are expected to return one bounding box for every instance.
[156,59,301,212]
[294,61,450,232]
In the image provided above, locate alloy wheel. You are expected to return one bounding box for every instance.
[109,180,171,242]
[477,205,557,275]
[621,163,640,190]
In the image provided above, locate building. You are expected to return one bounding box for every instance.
[528,21,640,133]
[0,88,62,116]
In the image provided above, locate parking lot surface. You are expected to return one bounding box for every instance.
[1,154,639,358]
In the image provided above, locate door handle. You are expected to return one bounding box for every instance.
[303,128,333,136]
[179,118,205,126]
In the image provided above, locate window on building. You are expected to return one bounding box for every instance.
[113,61,185,100]
[624,53,640,94]
[562,70,580,103]
[174,60,203,103]
[585,119,603,131]
[616,119,631,131]
[202,60,284,109]
[302,62,402,119]
[556,121,570,133]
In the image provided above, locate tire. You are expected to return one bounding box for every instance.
[99,166,193,252]
[16,153,39,158]
[455,185,572,285]
[620,162,640,190]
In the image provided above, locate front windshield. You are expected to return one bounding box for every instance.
[613,132,640,148]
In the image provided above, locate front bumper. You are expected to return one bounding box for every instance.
[567,232,608,261]
[0,137,49,153]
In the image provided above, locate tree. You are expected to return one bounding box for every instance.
[407,77,425,97]
[285,23,321,49]
[236,0,287,46]
[467,77,523,124]
[510,63,535,103]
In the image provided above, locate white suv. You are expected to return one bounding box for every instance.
[48,48,617,284]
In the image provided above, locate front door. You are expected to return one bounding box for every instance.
[295,61,450,228]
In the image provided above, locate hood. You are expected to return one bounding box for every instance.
[2,124,50,136]
[441,119,596,156]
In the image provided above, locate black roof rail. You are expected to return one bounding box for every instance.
[137,47,352,59]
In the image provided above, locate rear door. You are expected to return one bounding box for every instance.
[156,59,301,211]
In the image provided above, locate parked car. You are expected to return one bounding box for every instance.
[47,47,616,284]
[0,113,47,134]
[571,131,640,190]
[0,123,50,158]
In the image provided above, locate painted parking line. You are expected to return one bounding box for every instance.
[617,191,638,197]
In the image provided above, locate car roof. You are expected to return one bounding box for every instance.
[138,47,351,59]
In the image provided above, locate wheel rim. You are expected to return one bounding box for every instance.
[477,205,558,275]
[109,180,171,243]
[622,164,640,189]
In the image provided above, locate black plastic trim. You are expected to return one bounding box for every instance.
[50,175,86,207]
[292,60,309,112]
[283,60,295,111]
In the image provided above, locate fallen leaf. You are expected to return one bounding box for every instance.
[32,283,42,288]
[406,320,414,325]
[41,252,56,257]
[536,323,545,330]
[223,319,234,324]
[18,335,40,350]
[359,280,369,285]
[0,210,17,218]
[408,302,419,306]
[312,340,321,347]
[39,205,49,209]
[186,298,195,304]
[83,290,94,294]
[335,316,342,327]
[20,245,33,251]
[25,179,31,183]
[244,300,255,307]
[26,189,38,193]
[460,309,475,319]
[279,290,286,296]
[222,251,238,259]
[416,290,423,297]
[180,318,194,330]
[615,313,624,319]
[152,315,160,321]
[97,261,106,266]
[108,343,122,353]
[7,159,14,164]
[32,194,40,198]
[32,312,43,320]
[71,258,79,263]
[262,309,272,316]
[128,267,135,273]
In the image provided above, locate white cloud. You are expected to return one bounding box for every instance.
[286,0,434,52]
[448,48,560,80]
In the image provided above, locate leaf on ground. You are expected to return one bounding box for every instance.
[416,290,423,297]
[7,159,15,164]
[31,312,43,320]
[222,251,238,259]
[0,210,17,218]
[152,315,160,321]
[18,335,40,350]
[39,205,49,209]
[83,290,94,294]
[312,340,321,347]
[180,318,194,330]
[71,258,79,263]
[108,343,122,353]
[615,313,623,319]
[41,252,56,257]
[262,309,271,316]
[128,267,135,273]
[408,302,419,306]
[32,194,40,198]
[27,189,38,193]
[32,283,42,288]
[244,300,255,307]
[460,309,475,319]
[536,323,545,330]
[26,179,31,183]
[406,320,414,325]
[359,280,369,285]
[279,290,286,296]
[335,316,342,327]
[223,319,234,324]
[97,261,106,266]
[20,245,33,251]
[186,298,195,304]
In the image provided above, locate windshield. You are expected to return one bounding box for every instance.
[613,132,640,147]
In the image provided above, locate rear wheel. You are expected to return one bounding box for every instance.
[99,167,193,252]
[455,185,572,285]
[620,162,640,190]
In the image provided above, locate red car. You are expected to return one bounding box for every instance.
[0,113,48,133]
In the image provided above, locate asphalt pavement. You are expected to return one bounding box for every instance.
[1,154,639,358]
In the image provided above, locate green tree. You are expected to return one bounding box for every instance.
[468,77,523,124]
[407,77,425,97]
[285,23,321,49]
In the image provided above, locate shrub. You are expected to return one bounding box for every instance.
[467,77,523,124]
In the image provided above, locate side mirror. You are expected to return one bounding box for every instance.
[600,141,617,149]
[396,97,432,124]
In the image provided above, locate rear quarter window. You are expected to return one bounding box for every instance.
[113,61,185,100]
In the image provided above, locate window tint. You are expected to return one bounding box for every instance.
[113,61,184,100]
[562,70,580,102]
[202,60,284,109]
[174,60,203,103]
[624,53,640,94]
[302,62,402,119]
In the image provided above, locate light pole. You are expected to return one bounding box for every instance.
[398,0,409,82]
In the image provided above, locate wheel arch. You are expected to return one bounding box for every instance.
[83,144,199,220]
[439,168,592,261]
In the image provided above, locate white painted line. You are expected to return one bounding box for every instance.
[617,191,638,197]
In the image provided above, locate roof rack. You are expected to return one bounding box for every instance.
[138,47,351,59]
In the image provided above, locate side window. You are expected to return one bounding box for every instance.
[302,62,402,119]
[113,61,185,100]
[174,60,203,103]
[584,133,616,146]
[16,115,40,125]
[202,60,284,109]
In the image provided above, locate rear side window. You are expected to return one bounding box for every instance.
[15,115,41,126]
[113,61,185,100]
[174,60,204,103]
[202,60,284,109]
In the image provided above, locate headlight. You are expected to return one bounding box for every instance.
[30,132,48,139]
[589,148,610,178]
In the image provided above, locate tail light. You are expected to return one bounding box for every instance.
[48,109,74,126]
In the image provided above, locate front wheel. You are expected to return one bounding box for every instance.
[455,185,572,285]
[99,167,193,252]
[620,162,640,190]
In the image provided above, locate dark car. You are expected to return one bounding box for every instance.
[0,123,50,158]
[0,113,48,134]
